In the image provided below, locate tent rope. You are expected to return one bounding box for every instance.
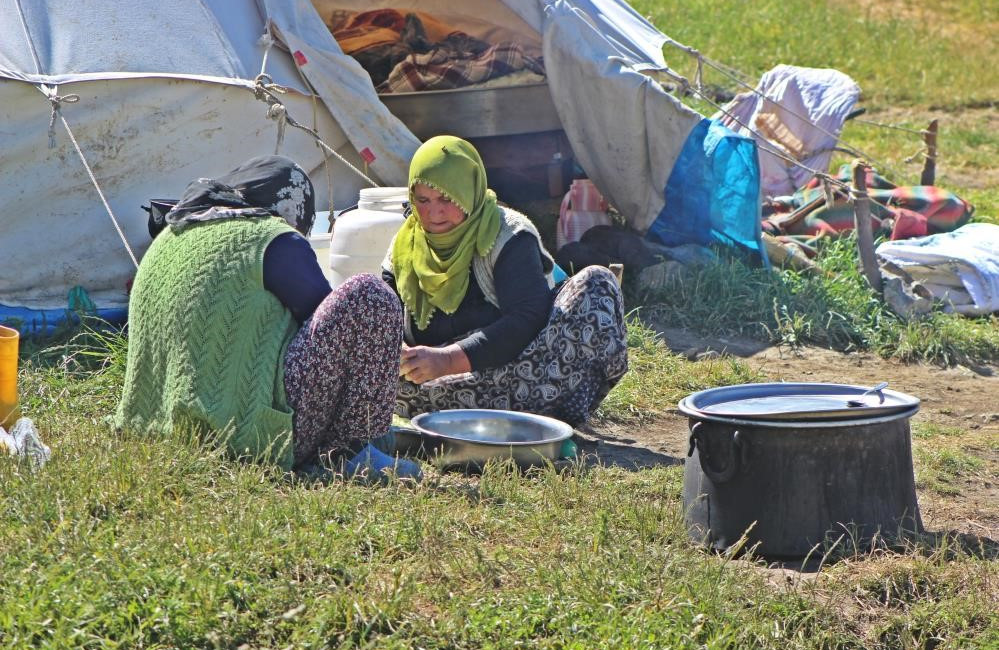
[267,102,288,154]
[252,74,379,188]
[257,31,275,78]
[903,147,933,164]
[670,74,854,192]
[663,43,897,177]
[257,28,335,218]
[42,88,139,270]
[13,0,43,76]
[852,118,930,136]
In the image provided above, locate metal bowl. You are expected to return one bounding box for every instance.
[401,409,572,467]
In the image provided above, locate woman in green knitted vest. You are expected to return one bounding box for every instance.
[116,156,420,480]
[382,136,629,427]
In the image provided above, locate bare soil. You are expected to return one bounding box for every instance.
[581,326,999,541]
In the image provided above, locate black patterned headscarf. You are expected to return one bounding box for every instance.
[153,155,316,236]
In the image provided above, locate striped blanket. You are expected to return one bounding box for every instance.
[765,164,974,243]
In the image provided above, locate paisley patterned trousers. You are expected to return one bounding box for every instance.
[396,266,628,427]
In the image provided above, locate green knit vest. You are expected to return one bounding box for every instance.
[115,217,299,469]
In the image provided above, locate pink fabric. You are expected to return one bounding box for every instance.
[557,180,611,250]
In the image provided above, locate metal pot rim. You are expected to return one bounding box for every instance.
[678,402,920,428]
[679,381,920,423]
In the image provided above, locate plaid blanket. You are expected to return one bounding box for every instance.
[765,164,974,242]
[380,40,545,93]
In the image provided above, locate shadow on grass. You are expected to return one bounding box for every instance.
[734,527,999,575]
[917,528,999,561]
[574,433,683,470]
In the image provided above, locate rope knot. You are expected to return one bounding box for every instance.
[46,93,79,148]
[266,103,288,154]
[252,73,288,106]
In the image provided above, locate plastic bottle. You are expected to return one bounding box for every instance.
[327,187,408,288]
[547,152,564,198]
[0,325,21,429]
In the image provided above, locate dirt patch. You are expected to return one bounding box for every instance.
[581,327,999,540]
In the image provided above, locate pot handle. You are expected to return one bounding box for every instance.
[687,422,745,484]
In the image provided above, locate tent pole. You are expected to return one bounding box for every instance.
[920,119,938,186]
[851,160,883,294]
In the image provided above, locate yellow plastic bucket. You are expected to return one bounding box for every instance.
[0,325,20,429]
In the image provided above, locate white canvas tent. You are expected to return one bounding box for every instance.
[1,0,756,325]
[0,0,421,317]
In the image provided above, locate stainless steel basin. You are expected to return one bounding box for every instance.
[397,409,572,467]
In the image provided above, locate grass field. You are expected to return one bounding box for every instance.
[2,327,997,648]
[2,0,998,647]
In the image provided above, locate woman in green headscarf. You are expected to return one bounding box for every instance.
[382,136,628,427]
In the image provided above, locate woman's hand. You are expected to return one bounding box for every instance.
[400,344,471,384]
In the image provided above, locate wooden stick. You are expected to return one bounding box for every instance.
[851,160,883,293]
[920,119,938,186]
[770,194,824,232]
[608,263,624,286]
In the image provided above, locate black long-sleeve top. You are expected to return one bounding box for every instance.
[262,232,331,325]
[383,231,555,371]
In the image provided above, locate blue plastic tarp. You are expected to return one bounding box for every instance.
[0,305,127,336]
[647,118,766,263]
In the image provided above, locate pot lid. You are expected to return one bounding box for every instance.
[679,382,920,421]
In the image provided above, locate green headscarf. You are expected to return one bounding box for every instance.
[392,135,502,330]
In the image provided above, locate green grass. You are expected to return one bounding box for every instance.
[631,0,999,110]
[914,446,985,497]
[633,235,999,365]
[911,422,966,439]
[595,317,762,422]
[2,319,997,648]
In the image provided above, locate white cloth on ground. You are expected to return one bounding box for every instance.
[0,417,51,469]
[875,223,999,316]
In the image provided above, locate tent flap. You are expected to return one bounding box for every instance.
[542,0,702,234]
[266,11,420,185]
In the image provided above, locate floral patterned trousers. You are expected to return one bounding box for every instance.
[283,274,402,466]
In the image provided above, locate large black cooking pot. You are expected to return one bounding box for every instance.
[679,383,922,558]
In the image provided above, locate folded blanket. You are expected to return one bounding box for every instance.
[329,9,459,54]
[329,10,545,93]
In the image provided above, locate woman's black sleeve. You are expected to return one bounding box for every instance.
[382,267,398,294]
[262,232,332,325]
[457,232,553,370]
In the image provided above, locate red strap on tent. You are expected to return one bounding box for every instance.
[293,51,308,66]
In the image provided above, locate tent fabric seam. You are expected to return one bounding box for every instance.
[12,0,42,76]
[0,71,278,89]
